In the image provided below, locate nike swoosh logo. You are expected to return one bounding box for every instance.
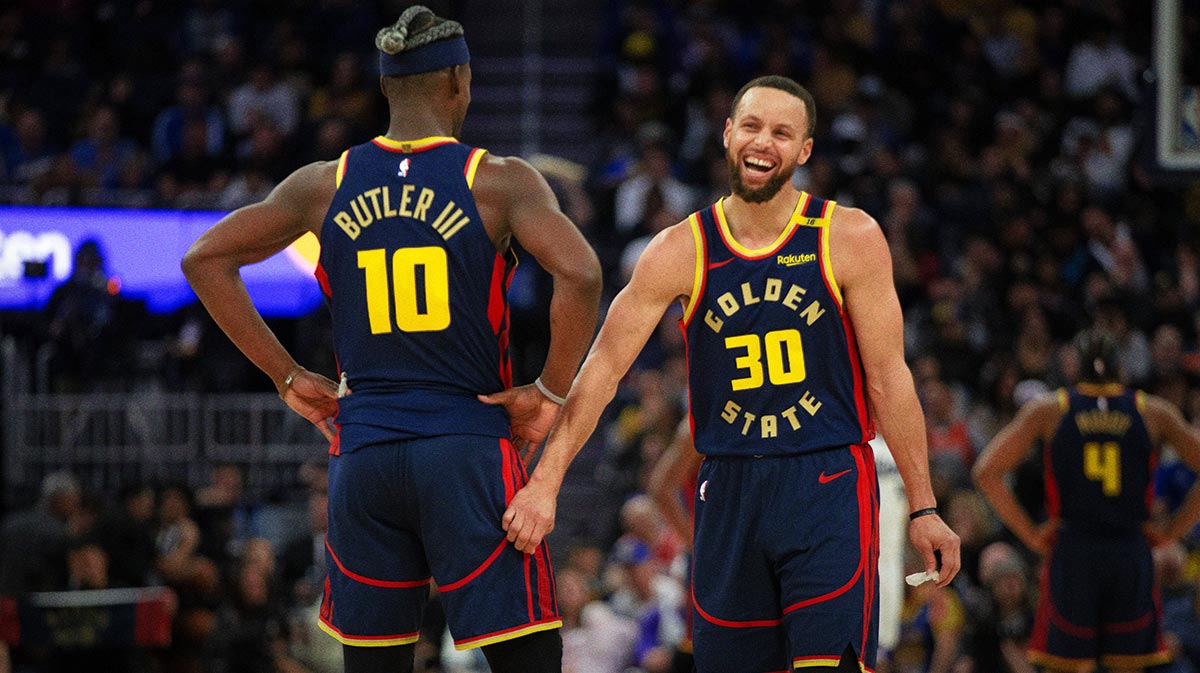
[818,469,852,484]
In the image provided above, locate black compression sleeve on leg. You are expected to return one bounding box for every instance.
[342,643,415,673]
[480,628,563,673]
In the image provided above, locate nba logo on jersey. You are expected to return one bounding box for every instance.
[398,157,410,177]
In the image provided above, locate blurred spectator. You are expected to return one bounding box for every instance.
[0,471,80,594]
[1063,18,1138,101]
[559,568,638,673]
[151,74,228,165]
[227,62,300,139]
[308,52,375,129]
[194,463,252,566]
[0,108,55,184]
[157,118,230,208]
[43,239,122,391]
[97,482,159,588]
[68,106,140,191]
[923,378,976,471]
[960,542,1035,673]
[613,125,698,238]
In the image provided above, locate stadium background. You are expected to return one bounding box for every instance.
[1,0,1200,672]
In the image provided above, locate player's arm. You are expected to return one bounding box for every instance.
[475,156,602,451]
[830,206,960,586]
[181,161,339,440]
[503,222,697,553]
[1143,394,1200,543]
[648,420,703,548]
[972,394,1061,554]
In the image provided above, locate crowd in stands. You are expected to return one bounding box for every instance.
[3,0,1200,672]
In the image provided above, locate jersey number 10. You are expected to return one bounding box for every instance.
[358,247,451,333]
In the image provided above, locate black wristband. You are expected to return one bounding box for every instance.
[909,507,939,521]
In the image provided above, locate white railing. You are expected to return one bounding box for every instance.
[3,391,326,508]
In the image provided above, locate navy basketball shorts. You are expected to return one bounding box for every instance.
[319,429,560,650]
[691,443,879,673]
[1028,528,1170,670]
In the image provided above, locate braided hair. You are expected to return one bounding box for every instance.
[376,5,464,57]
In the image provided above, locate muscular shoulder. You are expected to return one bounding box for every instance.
[470,154,542,203]
[274,160,340,207]
[1022,392,1067,437]
[829,205,883,251]
[628,219,699,300]
[828,205,887,289]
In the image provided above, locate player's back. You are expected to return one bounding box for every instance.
[318,136,514,442]
[1046,384,1154,532]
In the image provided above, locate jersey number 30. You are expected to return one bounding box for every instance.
[358,247,451,333]
[724,329,806,391]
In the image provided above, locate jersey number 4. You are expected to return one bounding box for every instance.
[724,329,806,391]
[358,247,451,333]
[1083,441,1121,496]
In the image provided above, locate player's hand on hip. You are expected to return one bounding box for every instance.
[280,369,340,443]
[502,479,557,554]
[909,513,961,588]
[479,384,560,463]
[1027,519,1060,555]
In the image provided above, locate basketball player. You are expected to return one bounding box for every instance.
[182,7,601,673]
[974,330,1200,673]
[496,75,961,673]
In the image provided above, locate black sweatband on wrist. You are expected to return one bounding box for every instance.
[909,507,939,521]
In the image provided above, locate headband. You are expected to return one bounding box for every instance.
[379,36,469,77]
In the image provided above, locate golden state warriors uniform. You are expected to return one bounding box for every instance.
[315,136,559,650]
[1029,385,1170,670]
[682,195,879,672]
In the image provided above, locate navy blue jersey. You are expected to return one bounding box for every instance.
[681,195,873,457]
[1045,385,1155,531]
[317,136,515,442]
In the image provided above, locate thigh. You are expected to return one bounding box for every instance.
[691,457,788,673]
[774,445,878,670]
[411,435,560,650]
[322,437,430,646]
[1098,537,1171,668]
[1028,538,1098,669]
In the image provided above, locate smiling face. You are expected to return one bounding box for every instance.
[724,86,813,203]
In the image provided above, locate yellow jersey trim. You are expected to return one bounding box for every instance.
[465,148,488,189]
[1056,388,1069,413]
[317,619,419,647]
[715,194,806,259]
[794,657,869,672]
[453,619,562,650]
[1077,383,1124,398]
[795,658,841,668]
[681,213,705,326]
[1028,651,1091,672]
[373,135,458,153]
[1102,651,1173,668]
[335,150,349,188]
[816,205,844,310]
[1135,389,1147,413]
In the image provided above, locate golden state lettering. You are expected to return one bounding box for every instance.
[720,390,825,439]
[1075,410,1132,437]
[704,277,826,333]
[333,185,469,241]
[777,253,816,267]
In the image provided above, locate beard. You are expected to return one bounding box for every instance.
[727,153,792,203]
